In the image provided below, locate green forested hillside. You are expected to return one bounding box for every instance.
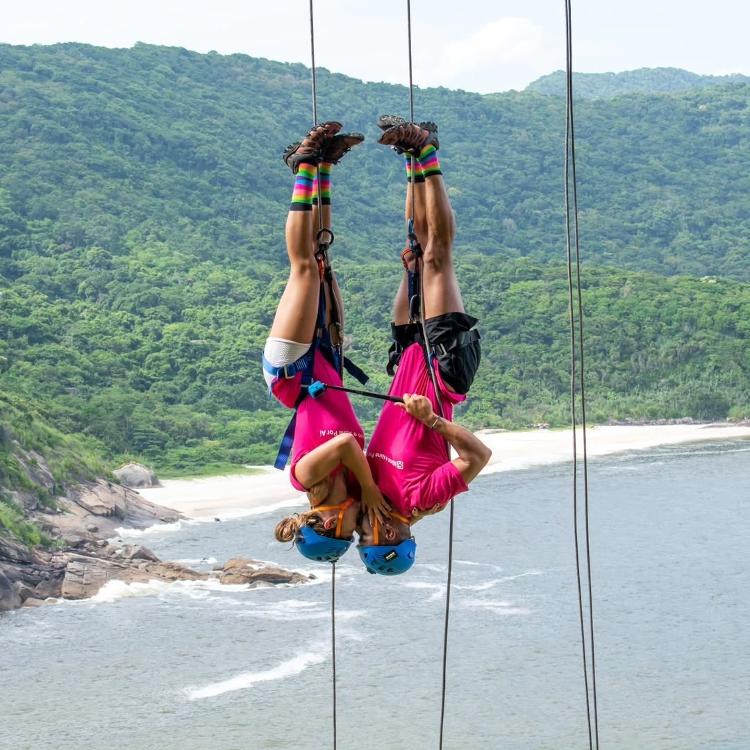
[1,43,749,473]
[2,43,749,279]
[527,68,750,99]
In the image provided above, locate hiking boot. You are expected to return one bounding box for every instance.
[377,114,438,134]
[377,114,406,131]
[283,121,343,173]
[377,120,439,155]
[321,132,365,164]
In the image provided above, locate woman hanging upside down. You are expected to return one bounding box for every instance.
[265,121,389,563]
[357,117,492,576]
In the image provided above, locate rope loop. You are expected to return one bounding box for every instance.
[316,227,335,247]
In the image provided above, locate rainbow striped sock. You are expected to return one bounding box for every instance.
[404,155,425,183]
[417,144,442,178]
[312,162,332,206]
[290,164,316,211]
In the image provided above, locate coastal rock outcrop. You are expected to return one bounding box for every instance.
[34,479,181,544]
[0,571,22,612]
[1,449,313,611]
[219,557,314,586]
[60,545,208,600]
[113,462,161,489]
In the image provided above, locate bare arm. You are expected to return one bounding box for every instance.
[293,433,389,523]
[397,394,492,484]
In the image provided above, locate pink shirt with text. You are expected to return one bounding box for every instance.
[271,350,365,492]
[366,343,469,517]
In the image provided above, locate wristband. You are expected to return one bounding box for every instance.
[429,416,441,430]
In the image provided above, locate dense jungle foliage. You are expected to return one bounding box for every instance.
[0,43,748,475]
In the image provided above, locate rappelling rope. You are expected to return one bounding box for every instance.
[331,561,338,750]
[308,3,338,749]
[403,3,454,748]
[564,1,600,748]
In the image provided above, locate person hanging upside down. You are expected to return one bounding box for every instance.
[265,121,389,563]
[357,117,492,576]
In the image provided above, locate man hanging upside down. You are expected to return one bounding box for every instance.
[357,117,493,576]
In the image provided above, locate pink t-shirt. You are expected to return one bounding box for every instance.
[366,342,469,517]
[271,350,365,492]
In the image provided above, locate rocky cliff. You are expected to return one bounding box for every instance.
[1,436,311,611]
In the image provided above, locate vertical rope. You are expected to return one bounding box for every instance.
[309,0,318,126]
[309,6,338,750]
[404,3,453,747]
[564,1,599,747]
[406,0,417,230]
[308,0,324,235]
[331,562,338,750]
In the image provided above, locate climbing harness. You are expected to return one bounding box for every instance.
[564,2,600,748]
[266,233,368,472]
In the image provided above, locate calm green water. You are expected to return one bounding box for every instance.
[2,439,749,750]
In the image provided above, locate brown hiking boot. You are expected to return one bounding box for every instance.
[283,121,343,173]
[321,132,365,164]
[377,114,438,134]
[377,120,439,155]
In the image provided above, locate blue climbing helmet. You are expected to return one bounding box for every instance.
[358,512,416,575]
[297,524,352,563]
[359,537,416,575]
[295,497,355,563]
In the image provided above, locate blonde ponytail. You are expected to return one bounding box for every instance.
[274,511,326,543]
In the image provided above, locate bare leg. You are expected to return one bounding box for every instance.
[422,172,464,318]
[269,206,319,342]
[392,173,428,324]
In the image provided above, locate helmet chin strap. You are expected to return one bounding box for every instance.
[311,497,356,539]
[372,511,411,545]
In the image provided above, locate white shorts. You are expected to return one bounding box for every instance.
[263,337,311,388]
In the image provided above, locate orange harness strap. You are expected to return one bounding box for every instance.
[372,511,411,545]
[312,497,355,538]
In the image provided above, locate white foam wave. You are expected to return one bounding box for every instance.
[90,578,250,603]
[235,599,365,623]
[210,496,307,521]
[185,648,327,700]
[456,570,543,592]
[175,557,218,566]
[455,560,503,572]
[461,598,531,616]
[112,519,200,538]
[401,580,444,602]
[418,563,445,573]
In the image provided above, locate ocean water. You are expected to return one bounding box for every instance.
[2,439,749,750]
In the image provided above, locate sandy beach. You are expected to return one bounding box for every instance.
[137,423,750,520]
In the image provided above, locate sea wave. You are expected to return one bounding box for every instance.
[235,600,366,623]
[112,519,201,539]
[174,557,218,566]
[400,580,445,602]
[90,578,250,603]
[185,646,328,700]
[455,570,543,592]
[461,598,531,616]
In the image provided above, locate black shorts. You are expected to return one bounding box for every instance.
[388,312,481,395]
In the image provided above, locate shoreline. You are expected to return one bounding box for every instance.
[138,423,750,521]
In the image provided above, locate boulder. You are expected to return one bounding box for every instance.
[114,463,160,489]
[36,480,181,543]
[60,552,208,600]
[0,571,21,611]
[219,557,313,586]
[0,535,33,565]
